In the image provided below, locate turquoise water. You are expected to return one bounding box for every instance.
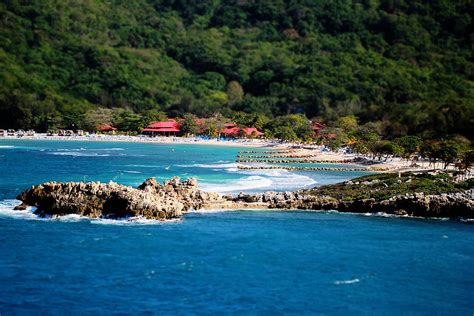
[0,139,371,197]
[0,139,473,314]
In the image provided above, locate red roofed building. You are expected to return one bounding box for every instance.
[311,121,326,136]
[221,123,264,138]
[98,124,117,133]
[221,123,240,136]
[142,119,181,136]
[241,127,264,137]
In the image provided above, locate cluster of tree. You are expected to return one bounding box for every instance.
[178,112,313,140]
[358,137,474,173]
[0,1,472,141]
[315,115,473,171]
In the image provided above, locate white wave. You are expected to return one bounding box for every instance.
[49,152,111,157]
[126,164,163,168]
[200,175,273,193]
[55,147,125,152]
[362,212,404,218]
[0,199,180,224]
[334,278,360,285]
[244,169,317,191]
[0,200,87,222]
[0,199,38,220]
[50,214,83,222]
[0,145,15,149]
[179,162,317,192]
[91,216,182,225]
[95,148,125,151]
[123,170,142,174]
[55,148,87,151]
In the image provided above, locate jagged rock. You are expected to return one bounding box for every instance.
[16,177,225,220]
[15,175,474,221]
[137,177,162,192]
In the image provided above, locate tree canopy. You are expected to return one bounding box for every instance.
[0,0,472,140]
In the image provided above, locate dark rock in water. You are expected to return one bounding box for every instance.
[13,203,28,210]
[16,177,222,220]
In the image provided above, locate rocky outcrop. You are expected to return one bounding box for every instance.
[16,177,225,220]
[231,190,474,218]
[15,176,474,220]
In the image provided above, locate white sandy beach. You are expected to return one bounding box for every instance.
[0,133,283,148]
[0,133,448,173]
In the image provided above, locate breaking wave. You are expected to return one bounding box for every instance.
[199,176,273,193]
[180,162,317,193]
[90,217,182,226]
[0,199,178,225]
[0,199,38,220]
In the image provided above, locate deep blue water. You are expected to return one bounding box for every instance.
[0,139,473,314]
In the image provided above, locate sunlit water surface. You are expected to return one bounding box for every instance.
[0,139,472,314]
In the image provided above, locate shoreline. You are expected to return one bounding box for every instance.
[13,174,474,222]
[0,134,283,148]
[4,199,461,224]
[5,189,469,224]
[0,134,445,173]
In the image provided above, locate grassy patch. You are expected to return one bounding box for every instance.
[307,172,471,201]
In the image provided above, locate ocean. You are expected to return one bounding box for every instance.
[0,139,472,314]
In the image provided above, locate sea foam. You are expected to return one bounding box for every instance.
[334,278,360,285]
[90,217,182,226]
[0,199,179,225]
[0,199,37,220]
[199,175,273,193]
[178,161,317,193]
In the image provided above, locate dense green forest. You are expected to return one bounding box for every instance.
[0,0,472,140]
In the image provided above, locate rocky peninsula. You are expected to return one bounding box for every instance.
[15,173,474,220]
[15,177,223,220]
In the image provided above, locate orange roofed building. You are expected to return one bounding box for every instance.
[142,119,264,138]
[98,124,117,133]
[221,123,264,137]
[311,121,326,136]
[142,119,181,136]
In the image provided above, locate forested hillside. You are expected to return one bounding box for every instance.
[0,0,472,139]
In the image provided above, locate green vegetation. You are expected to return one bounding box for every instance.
[0,0,472,142]
[308,172,474,201]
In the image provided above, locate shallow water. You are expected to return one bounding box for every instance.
[0,139,472,314]
[0,139,370,198]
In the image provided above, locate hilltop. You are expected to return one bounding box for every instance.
[0,0,472,140]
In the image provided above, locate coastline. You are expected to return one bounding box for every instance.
[0,134,282,148]
[0,134,443,173]
[13,174,474,222]
[3,199,459,224]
